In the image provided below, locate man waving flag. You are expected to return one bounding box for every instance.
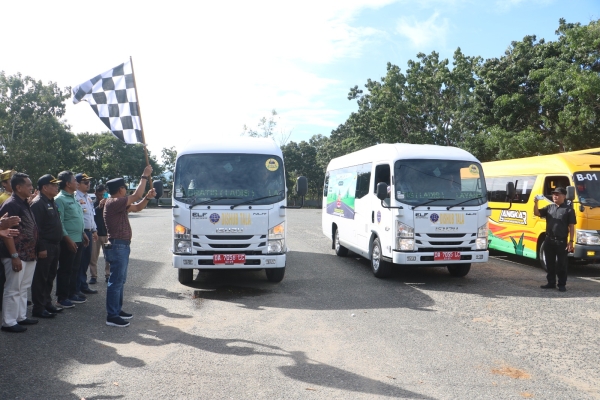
[72,59,144,144]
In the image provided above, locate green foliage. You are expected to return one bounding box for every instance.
[280,135,326,200]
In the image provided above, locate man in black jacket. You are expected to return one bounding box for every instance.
[30,174,64,318]
[89,185,109,284]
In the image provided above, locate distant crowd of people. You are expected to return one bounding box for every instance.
[0,165,156,332]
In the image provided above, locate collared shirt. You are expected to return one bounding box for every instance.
[104,196,132,241]
[94,198,107,237]
[0,193,39,261]
[31,192,63,251]
[55,189,85,242]
[76,190,97,231]
[539,202,577,239]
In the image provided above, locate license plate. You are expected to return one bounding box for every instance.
[213,254,246,265]
[434,251,461,261]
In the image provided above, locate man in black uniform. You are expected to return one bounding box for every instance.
[534,187,576,292]
[30,174,64,317]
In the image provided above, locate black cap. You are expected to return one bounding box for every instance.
[552,187,567,195]
[76,173,93,183]
[38,174,60,189]
[95,184,106,192]
[106,177,126,193]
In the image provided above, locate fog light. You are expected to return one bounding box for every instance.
[476,237,487,250]
[587,251,596,256]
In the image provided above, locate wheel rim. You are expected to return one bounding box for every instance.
[335,230,340,252]
[372,243,381,271]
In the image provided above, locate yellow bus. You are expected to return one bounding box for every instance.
[483,148,600,269]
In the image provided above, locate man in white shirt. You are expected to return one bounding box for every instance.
[75,173,98,296]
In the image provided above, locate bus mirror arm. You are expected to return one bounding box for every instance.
[281,196,305,210]
[380,200,403,210]
[487,181,516,211]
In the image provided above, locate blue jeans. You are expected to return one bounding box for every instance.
[105,241,130,319]
[76,231,93,293]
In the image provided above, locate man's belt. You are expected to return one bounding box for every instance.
[547,236,567,242]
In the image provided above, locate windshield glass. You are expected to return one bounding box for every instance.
[174,153,285,205]
[394,159,486,206]
[574,171,600,205]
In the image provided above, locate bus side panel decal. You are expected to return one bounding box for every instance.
[488,219,538,259]
[325,169,357,220]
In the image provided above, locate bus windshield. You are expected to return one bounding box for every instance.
[394,159,487,207]
[174,153,286,205]
[574,171,600,206]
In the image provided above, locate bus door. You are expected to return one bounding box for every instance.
[372,163,393,254]
[354,163,372,249]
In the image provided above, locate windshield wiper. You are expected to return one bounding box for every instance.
[412,198,453,210]
[230,191,284,209]
[446,196,484,210]
[188,197,241,208]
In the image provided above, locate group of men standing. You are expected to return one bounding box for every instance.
[0,165,155,332]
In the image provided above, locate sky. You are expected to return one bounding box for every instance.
[1,0,598,159]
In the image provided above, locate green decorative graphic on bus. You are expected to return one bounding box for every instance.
[326,170,357,219]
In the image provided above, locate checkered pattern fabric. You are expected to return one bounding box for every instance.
[72,60,143,144]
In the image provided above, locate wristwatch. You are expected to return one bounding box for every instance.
[141,175,149,180]
[10,253,19,259]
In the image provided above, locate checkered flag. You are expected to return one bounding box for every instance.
[72,60,143,144]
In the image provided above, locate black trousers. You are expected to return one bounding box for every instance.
[544,238,569,286]
[31,243,60,313]
[56,241,83,301]
[0,264,4,311]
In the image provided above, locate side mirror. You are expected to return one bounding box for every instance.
[505,182,516,200]
[153,180,164,200]
[295,176,308,197]
[566,186,575,201]
[376,182,388,200]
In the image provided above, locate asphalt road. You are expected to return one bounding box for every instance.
[1,208,600,399]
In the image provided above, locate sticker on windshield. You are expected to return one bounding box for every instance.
[265,159,279,171]
[469,164,479,175]
[397,191,404,199]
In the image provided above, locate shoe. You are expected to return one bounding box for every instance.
[1,324,27,333]
[57,299,75,309]
[81,288,98,294]
[119,311,133,320]
[27,300,32,306]
[106,316,130,328]
[17,318,39,325]
[89,277,97,285]
[540,283,556,289]
[105,276,109,283]
[68,295,87,304]
[75,292,88,299]
[558,286,567,292]
[46,305,63,313]
[32,310,56,319]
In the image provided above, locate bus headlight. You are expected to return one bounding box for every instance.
[174,223,192,254]
[576,230,600,245]
[396,221,414,250]
[268,223,285,253]
[476,223,488,249]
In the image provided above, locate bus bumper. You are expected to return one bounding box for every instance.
[573,245,600,260]
[173,254,286,269]
[392,250,488,265]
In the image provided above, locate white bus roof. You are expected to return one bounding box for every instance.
[177,137,283,158]
[327,143,480,170]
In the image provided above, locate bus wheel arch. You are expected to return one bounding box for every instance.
[370,235,392,278]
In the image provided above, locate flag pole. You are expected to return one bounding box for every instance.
[129,56,150,167]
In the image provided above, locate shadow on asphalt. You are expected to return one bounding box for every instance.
[0,256,437,400]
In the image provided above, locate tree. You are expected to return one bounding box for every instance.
[281,135,326,200]
[161,146,177,173]
[242,109,293,146]
[0,72,78,179]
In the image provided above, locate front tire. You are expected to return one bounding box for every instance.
[538,239,548,272]
[371,238,392,278]
[265,267,285,283]
[334,228,349,257]
[178,268,194,284]
[447,263,471,277]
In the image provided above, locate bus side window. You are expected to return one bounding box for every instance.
[544,176,570,197]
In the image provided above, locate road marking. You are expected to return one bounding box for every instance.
[577,277,600,284]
